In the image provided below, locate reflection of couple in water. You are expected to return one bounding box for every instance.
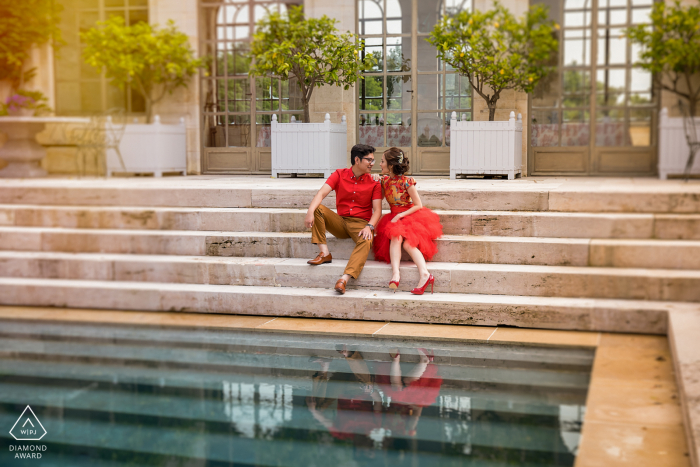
[306,346,443,459]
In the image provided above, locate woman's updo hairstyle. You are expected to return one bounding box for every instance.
[384,147,410,176]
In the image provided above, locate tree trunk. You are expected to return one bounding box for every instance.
[145,99,153,124]
[690,96,698,118]
[488,105,496,121]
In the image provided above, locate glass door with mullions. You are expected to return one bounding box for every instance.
[357,0,472,175]
[199,0,303,174]
[530,0,657,176]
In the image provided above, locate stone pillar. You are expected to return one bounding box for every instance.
[149,0,202,174]
[304,0,357,166]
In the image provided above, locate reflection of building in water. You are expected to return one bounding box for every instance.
[222,382,293,438]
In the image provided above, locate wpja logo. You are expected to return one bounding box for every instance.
[8,406,48,460]
[9,406,46,441]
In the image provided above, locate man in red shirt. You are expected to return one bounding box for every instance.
[305,144,383,294]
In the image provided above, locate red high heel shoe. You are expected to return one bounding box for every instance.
[389,280,400,292]
[411,275,434,295]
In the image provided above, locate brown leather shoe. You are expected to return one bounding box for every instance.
[307,252,332,265]
[334,278,347,294]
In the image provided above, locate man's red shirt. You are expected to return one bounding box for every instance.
[325,168,382,222]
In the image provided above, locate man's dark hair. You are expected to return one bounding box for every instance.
[350,144,375,165]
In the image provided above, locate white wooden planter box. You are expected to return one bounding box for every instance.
[449,111,523,180]
[659,108,700,179]
[107,115,187,177]
[271,113,347,178]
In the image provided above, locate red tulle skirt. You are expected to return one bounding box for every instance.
[373,205,443,263]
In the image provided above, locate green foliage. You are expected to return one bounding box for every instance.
[81,16,205,122]
[0,90,52,116]
[626,0,700,116]
[0,0,63,89]
[429,2,558,121]
[249,6,375,122]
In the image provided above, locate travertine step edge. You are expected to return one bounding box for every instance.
[668,310,700,467]
[3,182,700,213]
[0,277,691,335]
[3,252,700,302]
[3,204,699,239]
[3,226,700,269]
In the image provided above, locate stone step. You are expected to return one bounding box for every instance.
[3,204,699,239]
[4,226,699,269]
[3,177,700,213]
[3,252,700,302]
[0,277,684,334]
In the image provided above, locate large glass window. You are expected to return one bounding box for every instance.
[55,0,149,116]
[531,0,656,149]
[200,0,303,149]
[358,0,472,151]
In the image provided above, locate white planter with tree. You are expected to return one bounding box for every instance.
[430,2,558,179]
[249,6,373,177]
[627,1,700,180]
[82,17,203,176]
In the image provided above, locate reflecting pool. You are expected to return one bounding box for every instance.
[0,320,593,466]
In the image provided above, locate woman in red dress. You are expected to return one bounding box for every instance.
[372,147,443,294]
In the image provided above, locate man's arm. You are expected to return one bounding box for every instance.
[305,184,333,229]
[358,198,383,241]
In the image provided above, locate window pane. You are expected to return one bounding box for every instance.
[531,110,560,147]
[256,77,279,111]
[417,0,441,33]
[229,79,251,112]
[386,37,411,72]
[106,85,125,110]
[128,8,148,25]
[563,70,590,107]
[281,78,303,111]
[417,113,443,147]
[597,28,626,65]
[227,44,250,76]
[359,76,384,111]
[596,109,627,146]
[565,10,591,27]
[445,74,471,110]
[444,0,471,16]
[359,0,383,35]
[130,87,145,113]
[417,37,439,72]
[255,114,272,147]
[386,0,410,34]
[387,75,411,110]
[361,38,383,72]
[229,114,251,147]
[417,74,441,110]
[629,108,652,146]
[564,29,591,66]
[359,113,385,147]
[386,113,411,147]
[562,110,590,146]
[596,68,626,107]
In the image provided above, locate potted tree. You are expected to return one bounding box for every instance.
[249,6,374,177]
[627,0,700,179]
[430,2,558,179]
[82,17,204,176]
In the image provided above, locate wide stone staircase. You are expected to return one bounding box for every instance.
[1,178,699,334]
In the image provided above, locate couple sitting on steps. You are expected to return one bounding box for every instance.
[305,144,443,295]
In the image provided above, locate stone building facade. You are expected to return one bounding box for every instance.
[3,0,693,177]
